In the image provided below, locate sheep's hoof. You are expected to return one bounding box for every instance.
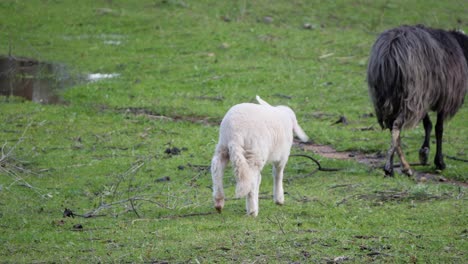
[215,206,222,213]
[402,168,413,177]
[435,158,446,171]
[383,165,394,177]
[419,147,429,165]
[275,201,284,206]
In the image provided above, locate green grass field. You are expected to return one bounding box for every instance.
[0,0,467,263]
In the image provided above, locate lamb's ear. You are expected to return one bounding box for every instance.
[256,95,271,106]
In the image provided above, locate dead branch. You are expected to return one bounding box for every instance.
[0,123,31,164]
[1,123,48,197]
[186,163,210,171]
[446,155,468,163]
[289,154,341,172]
[266,215,287,235]
[111,160,145,198]
[81,195,170,218]
[329,183,361,189]
[130,212,217,224]
[392,162,428,168]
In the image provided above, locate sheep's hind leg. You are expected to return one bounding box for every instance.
[273,161,286,205]
[384,127,398,177]
[384,116,412,176]
[434,112,446,170]
[419,114,432,165]
[211,152,228,213]
[396,133,413,176]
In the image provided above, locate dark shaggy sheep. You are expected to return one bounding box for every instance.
[367,25,468,176]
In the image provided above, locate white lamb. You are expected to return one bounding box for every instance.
[211,95,309,216]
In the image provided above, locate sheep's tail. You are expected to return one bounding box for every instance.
[255,95,271,106]
[228,143,256,198]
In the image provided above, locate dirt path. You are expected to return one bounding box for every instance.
[298,141,468,187]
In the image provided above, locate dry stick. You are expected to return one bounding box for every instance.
[111,161,145,198]
[187,163,210,171]
[81,195,170,218]
[0,123,31,163]
[446,155,468,163]
[1,123,47,197]
[289,154,341,172]
[266,215,287,235]
[125,161,145,218]
[80,161,148,218]
[131,212,217,224]
[392,162,428,168]
[127,184,140,218]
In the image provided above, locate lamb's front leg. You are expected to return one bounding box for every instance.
[246,171,261,217]
[273,161,286,205]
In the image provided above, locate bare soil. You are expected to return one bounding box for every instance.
[299,141,468,187]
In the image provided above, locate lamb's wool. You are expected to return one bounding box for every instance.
[211,96,308,216]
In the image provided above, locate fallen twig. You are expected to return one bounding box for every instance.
[446,155,468,163]
[392,162,428,168]
[273,93,293,99]
[266,215,287,235]
[329,183,361,189]
[1,123,48,198]
[81,196,166,218]
[187,163,210,171]
[289,154,341,172]
[0,123,31,164]
[131,212,217,224]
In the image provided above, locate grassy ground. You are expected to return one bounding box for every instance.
[0,0,467,263]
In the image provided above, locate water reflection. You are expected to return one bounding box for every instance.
[0,55,77,104]
[0,55,120,104]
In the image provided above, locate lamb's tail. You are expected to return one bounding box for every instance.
[228,143,256,198]
[293,121,309,142]
[255,95,271,106]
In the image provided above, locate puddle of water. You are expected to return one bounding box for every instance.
[0,55,79,104]
[0,55,119,104]
[87,73,120,82]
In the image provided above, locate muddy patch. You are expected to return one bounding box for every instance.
[120,107,221,126]
[299,142,384,168]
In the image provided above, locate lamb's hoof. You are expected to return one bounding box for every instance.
[214,199,224,213]
[274,196,284,206]
[247,210,258,217]
[419,147,429,165]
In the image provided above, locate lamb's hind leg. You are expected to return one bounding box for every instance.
[246,171,261,217]
[211,149,228,213]
[273,160,287,205]
[419,114,432,165]
[434,112,446,170]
